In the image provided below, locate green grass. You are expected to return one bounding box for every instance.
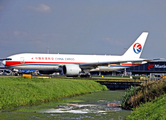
[0,77,108,110]
[125,94,166,120]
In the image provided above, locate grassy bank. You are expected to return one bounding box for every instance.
[122,79,166,119]
[122,79,166,109]
[125,93,166,120]
[0,77,108,110]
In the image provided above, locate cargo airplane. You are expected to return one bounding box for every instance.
[2,32,159,77]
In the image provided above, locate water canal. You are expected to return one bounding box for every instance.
[0,90,130,120]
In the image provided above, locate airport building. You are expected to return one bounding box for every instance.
[125,61,166,76]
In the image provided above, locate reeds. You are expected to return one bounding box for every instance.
[122,79,166,119]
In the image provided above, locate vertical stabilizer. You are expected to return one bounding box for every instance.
[123,32,148,58]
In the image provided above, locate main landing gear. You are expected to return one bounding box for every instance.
[80,73,91,78]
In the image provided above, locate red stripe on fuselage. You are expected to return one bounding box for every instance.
[5,61,142,67]
[5,61,86,67]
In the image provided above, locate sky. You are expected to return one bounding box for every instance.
[0,0,166,60]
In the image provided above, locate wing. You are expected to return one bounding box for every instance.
[79,58,163,69]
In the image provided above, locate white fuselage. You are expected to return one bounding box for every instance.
[3,53,143,71]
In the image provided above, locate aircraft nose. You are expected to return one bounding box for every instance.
[2,60,6,66]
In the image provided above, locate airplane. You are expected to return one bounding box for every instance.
[1,32,160,77]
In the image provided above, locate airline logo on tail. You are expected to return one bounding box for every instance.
[133,43,142,54]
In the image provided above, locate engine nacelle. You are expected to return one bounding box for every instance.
[63,64,81,77]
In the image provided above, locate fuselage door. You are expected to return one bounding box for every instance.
[20,57,25,64]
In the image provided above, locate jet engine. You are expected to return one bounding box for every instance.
[63,64,81,77]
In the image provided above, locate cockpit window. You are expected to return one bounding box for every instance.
[5,58,12,60]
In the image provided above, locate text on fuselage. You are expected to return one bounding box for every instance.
[32,57,75,61]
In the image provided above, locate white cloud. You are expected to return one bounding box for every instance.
[27,3,51,13]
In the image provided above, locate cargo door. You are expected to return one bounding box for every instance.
[20,57,25,64]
